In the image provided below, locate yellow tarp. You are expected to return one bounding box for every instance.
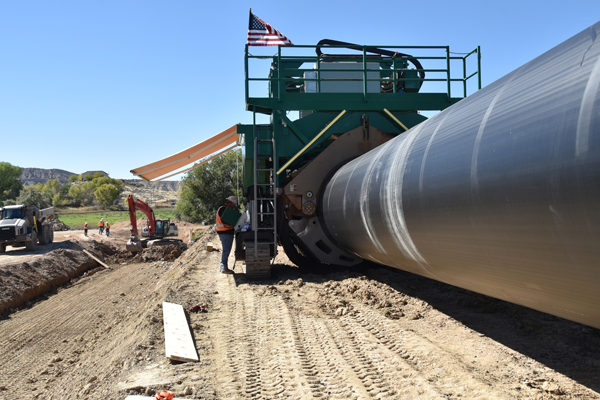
[130,125,239,183]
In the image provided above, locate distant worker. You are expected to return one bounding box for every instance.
[216,196,238,274]
[105,221,110,237]
[84,222,88,237]
[99,218,104,235]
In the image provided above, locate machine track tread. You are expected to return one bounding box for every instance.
[341,304,512,398]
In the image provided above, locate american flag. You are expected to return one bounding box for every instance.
[247,10,292,46]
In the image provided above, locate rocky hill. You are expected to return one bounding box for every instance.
[18,168,179,192]
[19,168,81,185]
[81,171,109,179]
[121,179,179,192]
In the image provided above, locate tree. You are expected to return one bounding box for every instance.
[68,185,85,206]
[52,193,68,207]
[65,175,123,207]
[39,179,72,207]
[0,162,23,206]
[16,185,52,209]
[68,174,79,182]
[90,176,123,192]
[42,179,61,198]
[94,184,120,208]
[176,149,243,223]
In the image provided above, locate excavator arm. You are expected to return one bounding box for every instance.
[127,195,139,237]
[128,195,157,237]
[126,194,157,252]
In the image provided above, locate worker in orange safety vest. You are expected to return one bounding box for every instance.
[98,218,104,235]
[84,222,88,237]
[216,195,238,274]
[105,221,110,237]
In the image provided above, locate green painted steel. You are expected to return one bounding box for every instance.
[240,42,481,191]
[246,93,463,113]
[245,43,481,112]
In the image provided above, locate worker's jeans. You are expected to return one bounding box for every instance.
[218,232,234,270]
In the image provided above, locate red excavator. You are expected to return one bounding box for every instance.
[125,195,180,253]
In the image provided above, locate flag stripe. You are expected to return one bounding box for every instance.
[247,11,292,46]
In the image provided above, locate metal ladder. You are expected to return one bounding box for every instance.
[251,133,277,260]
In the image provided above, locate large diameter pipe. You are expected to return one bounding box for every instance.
[321,22,600,329]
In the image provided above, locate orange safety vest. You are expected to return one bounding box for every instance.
[84,223,88,229]
[105,223,110,229]
[216,206,233,232]
[99,221,104,227]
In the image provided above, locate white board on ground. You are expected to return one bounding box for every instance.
[82,250,110,269]
[162,301,199,362]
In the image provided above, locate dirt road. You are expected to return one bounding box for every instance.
[0,231,79,266]
[0,229,599,399]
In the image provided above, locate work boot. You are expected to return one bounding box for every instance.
[221,269,234,274]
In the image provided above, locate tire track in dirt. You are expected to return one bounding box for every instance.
[211,271,507,399]
[212,277,306,399]
[343,305,511,399]
[288,315,364,399]
[0,263,158,398]
[325,318,429,399]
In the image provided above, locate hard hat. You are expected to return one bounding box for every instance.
[226,196,238,206]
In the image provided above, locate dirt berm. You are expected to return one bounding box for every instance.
[0,242,99,315]
[0,239,187,316]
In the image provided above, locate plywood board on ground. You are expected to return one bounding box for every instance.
[162,302,199,362]
[82,250,110,269]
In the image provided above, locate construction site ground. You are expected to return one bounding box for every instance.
[0,223,599,400]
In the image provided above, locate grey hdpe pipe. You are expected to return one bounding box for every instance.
[321,22,600,329]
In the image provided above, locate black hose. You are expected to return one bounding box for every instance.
[315,39,425,91]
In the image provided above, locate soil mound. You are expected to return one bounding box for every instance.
[51,218,72,231]
[0,235,188,317]
[134,242,188,262]
[87,240,119,256]
[0,245,97,315]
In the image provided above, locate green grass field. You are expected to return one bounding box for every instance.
[56,209,176,229]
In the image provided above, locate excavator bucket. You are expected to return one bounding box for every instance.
[126,237,143,253]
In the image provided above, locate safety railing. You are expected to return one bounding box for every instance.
[245,44,481,105]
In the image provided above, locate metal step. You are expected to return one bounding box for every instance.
[251,133,277,277]
[244,242,272,277]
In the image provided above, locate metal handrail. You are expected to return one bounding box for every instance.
[245,44,481,103]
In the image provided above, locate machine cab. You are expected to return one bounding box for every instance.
[155,220,166,235]
[1,206,24,220]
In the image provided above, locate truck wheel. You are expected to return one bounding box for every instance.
[0,244,5,253]
[39,226,49,245]
[25,231,38,251]
[49,227,54,243]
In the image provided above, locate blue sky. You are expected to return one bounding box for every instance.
[2,1,599,180]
